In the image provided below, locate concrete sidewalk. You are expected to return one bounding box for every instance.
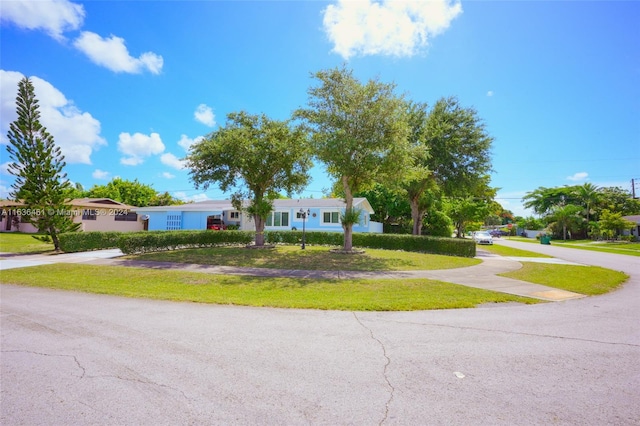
[1,248,586,302]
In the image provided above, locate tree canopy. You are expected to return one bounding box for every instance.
[186,111,312,246]
[400,97,494,235]
[296,66,417,250]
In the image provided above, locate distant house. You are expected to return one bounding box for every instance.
[622,215,640,240]
[0,198,144,233]
[133,198,383,233]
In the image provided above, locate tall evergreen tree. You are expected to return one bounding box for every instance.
[6,77,78,250]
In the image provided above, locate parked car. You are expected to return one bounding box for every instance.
[472,231,493,245]
[489,229,509,237]
[207,218,227,230]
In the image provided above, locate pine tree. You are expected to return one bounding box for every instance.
[6,77,79,250]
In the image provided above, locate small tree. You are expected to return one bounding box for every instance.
[598,209,635,240]
[296,66,414,251]
[186,111,312,246]
[6,77,79,250]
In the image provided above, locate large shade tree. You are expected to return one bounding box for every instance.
[6,77,79,250]
[296,66,416,251]
[186,111,312,246]
[401,97,494,235]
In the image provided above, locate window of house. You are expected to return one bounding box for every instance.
[115,212,138,222]
[82,209,97,220]
[229,211,240,219]
[266,211,289,227]
[322,211,340,224]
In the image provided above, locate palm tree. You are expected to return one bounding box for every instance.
[549,204,582,240]
[575,183,600,237]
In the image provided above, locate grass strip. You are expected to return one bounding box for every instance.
[499,263,628,295]
[1,264,538,311]
[127,245,481,271]
[478,244,552,258]
[0,233,54,254]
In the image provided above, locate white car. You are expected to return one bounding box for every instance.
[472,231,493,245]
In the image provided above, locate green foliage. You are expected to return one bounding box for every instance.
[423,210,454,237]
[340,207,362,227]
[264,231,474,257]
[5,77,80,250]
[117,230,255,254]
[547,204,583,240]
[187,111,312,246]
[110,230,474,257]
[59,231,122,252]
[85,178,157,207]
[355,183,411,224]
[598,209,636,239]
[400,97,494,235]
[296,66,414,250]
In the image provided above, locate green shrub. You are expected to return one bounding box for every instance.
[117,230,255,254]
[59,231,122,252]
[267,231,475,257]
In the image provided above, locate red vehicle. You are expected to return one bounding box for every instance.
[207,217,227,230]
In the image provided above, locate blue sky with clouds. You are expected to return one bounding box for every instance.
[1,0,639,216]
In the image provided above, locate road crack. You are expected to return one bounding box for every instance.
[353,312,394,425]
[2,349,86,378]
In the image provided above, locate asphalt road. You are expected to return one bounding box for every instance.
[1,241,639,425]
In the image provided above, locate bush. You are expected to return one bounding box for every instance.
[117,230,255,254]
[59,231,122,252]
[62,229,475,257]
[267,231,475,257]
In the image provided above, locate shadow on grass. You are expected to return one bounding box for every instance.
[126,246,420,272]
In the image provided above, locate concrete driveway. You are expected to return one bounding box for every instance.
[1,241,639,425]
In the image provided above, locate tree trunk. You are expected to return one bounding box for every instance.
[254,215,265,246]
[49,225,61,251]
[410,197,425,236]
[342,176,354,251]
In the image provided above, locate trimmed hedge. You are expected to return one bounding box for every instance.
[59,231,122,253]
[59,229,475,257]
[117,230,255,254]
[265,230,475,257]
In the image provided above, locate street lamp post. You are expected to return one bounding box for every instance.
[300,208,310,249]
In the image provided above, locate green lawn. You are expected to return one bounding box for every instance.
[0,232,54,254]
[478,243,552,258]
[127,245,481,271]
[504,237,640,257]
[499,263,628,295]
[1,264,539,311]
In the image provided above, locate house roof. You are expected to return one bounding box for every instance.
[0,198,134,210]
[622,215,640,224]
[133,198,374,214]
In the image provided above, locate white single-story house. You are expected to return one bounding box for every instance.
[0,198,144,233]
[133,198,383,233]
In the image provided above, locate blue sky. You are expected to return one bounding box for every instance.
[1,0,639,217]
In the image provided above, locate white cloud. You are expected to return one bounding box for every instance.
[0,70,106,164]
[73,31,163,74]
[161,172,176,179]
[567,172,589,182]
[1,162,12,175]
[487,91,494,97]
[194,104,215,127]
[323,0,462,59]
[177,134,204,152]
[160,152,186,170]
[0,0,85,41]
[117,132,165,166]
[173,191,210,203]
[92,169,110,180]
